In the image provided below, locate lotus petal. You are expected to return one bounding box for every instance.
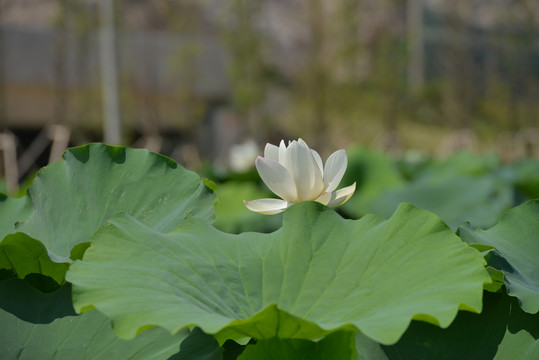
[243,199,290,215]
[323,150,347,193]
[281,141,324,201]
[264,143,279,162]
[310,149,324,174]
[255,157,298,203]
[316,182,356,208]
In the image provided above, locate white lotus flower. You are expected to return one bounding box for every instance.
[244,139,356,214]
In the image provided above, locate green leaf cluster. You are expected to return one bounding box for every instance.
[1,144,539,359]
[0,144,215,359]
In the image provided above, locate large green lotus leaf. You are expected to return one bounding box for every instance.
[17,143,215,262]
[370,175,512,231]
[458,200,539,314]
[0,278,187,360]
[67,201,489,345]
[340,147,404,218]
[238,331,357,360]
[0,194,32,239]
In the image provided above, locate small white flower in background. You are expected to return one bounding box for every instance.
[229,139,259,172]
[244,139,356,214]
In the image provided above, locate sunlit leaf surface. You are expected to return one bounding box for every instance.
[68,201,488,345]
[4,144,215,282]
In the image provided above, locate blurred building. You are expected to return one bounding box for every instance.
[0,0,538,168]
[0,0,229,135]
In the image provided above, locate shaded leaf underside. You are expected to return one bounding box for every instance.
[0,278,187,360]
[0,305,186,360]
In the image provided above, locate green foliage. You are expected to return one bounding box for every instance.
[0,144,216,283]
[0,278,186,360]
[173,327,223,360]
[0,278,76,323]
[238,331,358,360]
[67,201,487,345]
[494,330,539,360]
[497,295,539,360]
[416,151,500,181]
[0,233,69,284]
[340,147,404,217]
[344,150,513,230]
[0,194,32,240]
[459,200,539,314]
[382,291,510,360]
[509,160,539,199]
[19,144,216,257]
[371,175,512,231]
[3,144,539,359]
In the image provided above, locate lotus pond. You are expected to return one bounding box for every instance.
[1,142,538,359]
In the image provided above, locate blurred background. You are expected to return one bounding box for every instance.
[0,0,538,196]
